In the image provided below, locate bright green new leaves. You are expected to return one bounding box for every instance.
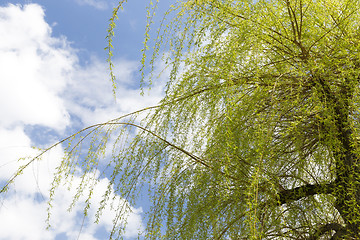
[5,0,360,239]
[123,0,360,238]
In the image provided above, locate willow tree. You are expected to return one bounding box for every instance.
[4,0,360,239]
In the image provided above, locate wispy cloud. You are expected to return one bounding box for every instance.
[74,0,109,10]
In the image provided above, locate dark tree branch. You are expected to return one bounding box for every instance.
[330,226,354,240]
[277,182,335,205]
[307,223,344,240]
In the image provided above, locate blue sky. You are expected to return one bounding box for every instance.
[0,1,169,239]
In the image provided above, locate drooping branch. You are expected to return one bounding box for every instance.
[277,182,335,205]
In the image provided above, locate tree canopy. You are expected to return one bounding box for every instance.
[3,0,360,239]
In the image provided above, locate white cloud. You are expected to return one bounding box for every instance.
[0,127,36,181]
[0,123,145,240]
[0,166,145,240]
[0,3,155,239]
[47,171,145,239]
[75,0,109,10]
[0,3,72,131]
[0,195,54,240]
[64,57,165,126]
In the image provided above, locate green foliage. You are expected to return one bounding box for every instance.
[4,0,360,239]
